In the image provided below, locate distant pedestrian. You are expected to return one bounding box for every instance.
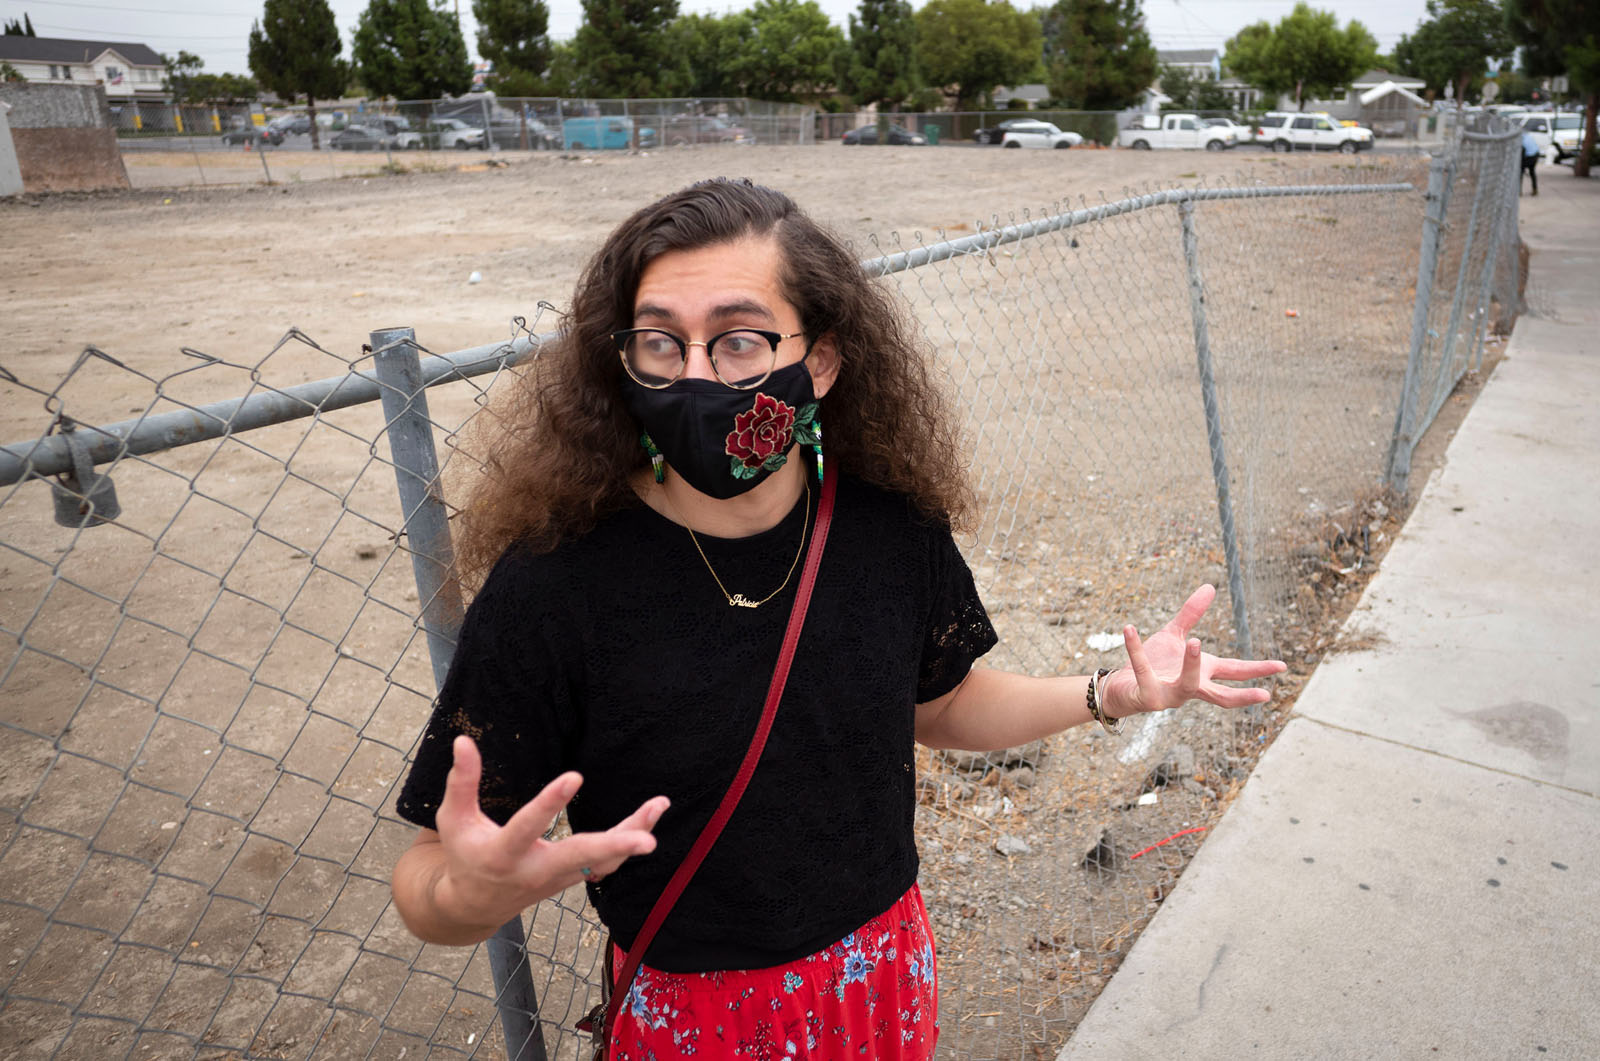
[1522,130,1540,196]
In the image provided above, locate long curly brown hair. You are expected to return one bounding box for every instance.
[452,178,975,586]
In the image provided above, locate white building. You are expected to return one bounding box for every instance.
[0,37,167,101]
[1157,48,1261,111]
[1157,48,1221,82]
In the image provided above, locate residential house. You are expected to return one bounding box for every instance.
[1158,49,1221,82]
[1298,70,1430,136]
[0,37,167,102]
[1157,48,1261,112]
[991,84,1050,110]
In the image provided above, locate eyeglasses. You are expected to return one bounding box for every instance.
[613,328,805,390]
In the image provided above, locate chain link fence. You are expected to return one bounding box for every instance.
[113,96,813,189]
[1,125,1524,1059]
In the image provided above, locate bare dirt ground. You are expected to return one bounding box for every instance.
[0,143,1490,1060]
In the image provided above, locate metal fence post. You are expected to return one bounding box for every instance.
[482,94,498,156]
[1176,197,1252,658]
[370,327,547,1061]
[1385,155,1453,496]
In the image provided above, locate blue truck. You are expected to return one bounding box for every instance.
[561,116,656,151]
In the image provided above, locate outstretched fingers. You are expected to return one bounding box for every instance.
[1199,681,1274,708]
[1177,637,1204,699]
[1165,584,1217,638]
[1208,656,1289,681]
[608,796,671,838]
[551,797,671,888]
[497,770,585,852]
[1122,623,1154,692]
[436,735,487,832]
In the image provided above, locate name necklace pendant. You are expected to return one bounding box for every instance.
[666,475,811,609]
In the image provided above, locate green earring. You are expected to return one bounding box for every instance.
[812,416,823,485]
[640,432,664,484]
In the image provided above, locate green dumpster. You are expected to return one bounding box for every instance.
[924,125,940,145]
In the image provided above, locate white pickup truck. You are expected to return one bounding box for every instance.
[1118,113,1233,151]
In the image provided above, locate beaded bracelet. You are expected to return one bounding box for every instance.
[1086,667,1123,735]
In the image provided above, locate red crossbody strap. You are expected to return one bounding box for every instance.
[602,469,837,1045]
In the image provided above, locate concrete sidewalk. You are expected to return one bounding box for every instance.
[1061,172,1600,1059]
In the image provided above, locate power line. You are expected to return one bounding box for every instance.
[30,21,251,41]
[13,0,249,16]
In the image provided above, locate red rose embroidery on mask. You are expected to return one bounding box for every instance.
[726,392,797,472]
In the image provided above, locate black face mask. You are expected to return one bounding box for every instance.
[621,360,821,500]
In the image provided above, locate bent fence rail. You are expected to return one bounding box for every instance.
[0,132,1522,1060]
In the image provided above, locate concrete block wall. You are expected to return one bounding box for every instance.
[0,82,129,193]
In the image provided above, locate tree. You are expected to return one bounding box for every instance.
[530,39,582,94]
[727,0,845,102]
[3,14,37,35]
[1156,62,1195,109]
[666,13,749,98]
[164,50,206,100]
[249,0,348,150]
[1391,0,1513,105]
[837,0,923,110]
[1039,0,1158,111]
[1223,3,1376,110]
[573,0,684,98]
[916,0,1042,110]
[0,61,24,81]
[1507,0,1600,176]
[164,51,261,103]
[474,0,551,94]
[353,0,473,101]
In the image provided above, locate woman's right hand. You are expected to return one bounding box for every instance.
[395,735,669,943]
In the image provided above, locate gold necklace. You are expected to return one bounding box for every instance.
[663,475,810,609]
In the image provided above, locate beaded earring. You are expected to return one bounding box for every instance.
[639,432,664,484]
[812,416,824,485]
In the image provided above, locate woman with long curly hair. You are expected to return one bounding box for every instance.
[390,178,1284,1059]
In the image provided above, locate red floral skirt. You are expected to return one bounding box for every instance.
[606,884,939,1059]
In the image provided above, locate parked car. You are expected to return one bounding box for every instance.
[1253,112,1289,144]
[1549,112,1586,162]
[999,121,1083,149]
[659,114,754,146]
[490,115,560,150]
[1118,113,1233,150]
[220,126,282,146]
[1256,112,1373,153]
[329,125,392,151]
[370,115,423,149]
[268,114,311,137]
[421,118,486,150]
[1204,117,1248,145]
[1520,113,1557,159]
[972,118,1038,145]
[841,124,926,146]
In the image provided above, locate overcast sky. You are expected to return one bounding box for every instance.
[5,0,1432,80]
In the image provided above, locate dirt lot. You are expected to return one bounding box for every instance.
[0,142,1483,1060]
[4,144,1428,399]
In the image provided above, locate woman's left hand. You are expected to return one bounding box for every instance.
[1100,584,1287,719]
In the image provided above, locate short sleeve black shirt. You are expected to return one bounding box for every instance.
[395,474,996,972]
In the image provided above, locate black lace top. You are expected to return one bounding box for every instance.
[395,472,997,972]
